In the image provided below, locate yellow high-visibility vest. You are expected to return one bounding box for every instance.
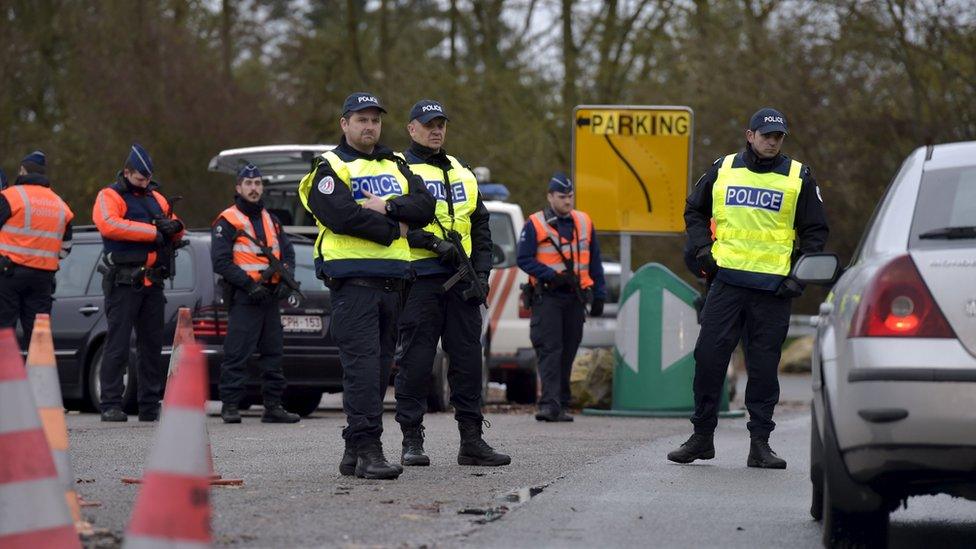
[711,153,802,276]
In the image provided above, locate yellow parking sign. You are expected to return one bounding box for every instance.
[573,105,693,234]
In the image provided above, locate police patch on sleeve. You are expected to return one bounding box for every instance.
[318,175,335,195]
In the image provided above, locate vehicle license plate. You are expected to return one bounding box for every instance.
[281,315,322,333]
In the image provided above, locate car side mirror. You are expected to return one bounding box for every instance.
[491,243,506,267]
[793,253,841,285]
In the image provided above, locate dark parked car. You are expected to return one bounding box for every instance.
[50,227,339,416]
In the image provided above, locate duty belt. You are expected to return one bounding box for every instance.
[343,277,405,292]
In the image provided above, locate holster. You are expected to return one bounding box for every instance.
[519,282,537,309]
[218,278,236,306]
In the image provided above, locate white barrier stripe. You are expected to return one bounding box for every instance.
[146,408,209,476]
[0,382,42,434]
[0,478,72,536]
[52,450,74,490]
[28,366,63,408]
[124,534,210,549]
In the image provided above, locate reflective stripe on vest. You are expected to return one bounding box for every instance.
[528,210,594,289]
[216,206,280,282]
[711,153,802,276]
[0,185,73,270]
[298,151,411,267]
[406,154,479,262]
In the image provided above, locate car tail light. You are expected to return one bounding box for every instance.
[849,255,956,338]
[193,306,227,337]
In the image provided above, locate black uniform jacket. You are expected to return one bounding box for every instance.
[684,144,829,290]
[306,136,435,248]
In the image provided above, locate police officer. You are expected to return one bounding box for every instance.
[668,108,828,468]
[298,92,434,480]
[394,99,510,468]
[517,173,607,422]
[212,164,301,424]
[93,144,185,422]
[0,151,74,347]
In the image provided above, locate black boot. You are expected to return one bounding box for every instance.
[100,408,128,422]
[535,406,560,422]
[339,443,356,476]
[355,440,402,480]
[667,433,715,464]
[747,436,787,469]
[458,420,511,466]
[401,425,430,466]
[556,410,574,422]
[138,405,160,422]
[262,404,300,424]
[221,403,241,424]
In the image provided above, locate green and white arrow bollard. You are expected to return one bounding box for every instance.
[584,263,744,418]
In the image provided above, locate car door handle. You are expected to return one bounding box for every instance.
[78,305,100,315]
[819,302,833,315]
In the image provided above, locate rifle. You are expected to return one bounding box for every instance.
[542,232,588,306]
[234,229,306,300]
[441,229,486,305]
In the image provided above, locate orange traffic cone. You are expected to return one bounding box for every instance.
[0,328,81,548]
[167,306,243,487]
[166,307,195,379]
[25,314,94,536]
[124,342,212,548]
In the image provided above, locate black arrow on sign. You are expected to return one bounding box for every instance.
[576,117,591,127]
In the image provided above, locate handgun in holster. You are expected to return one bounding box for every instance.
[217,278,236,307]
[519,282,537,310]
[0,254,13,276]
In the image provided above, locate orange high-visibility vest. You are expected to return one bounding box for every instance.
[528,210,594,290]
[0,185,74,271]
[215,205,281,283]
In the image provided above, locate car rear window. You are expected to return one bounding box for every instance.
[293,244,325,292]
[54,243,101,297]
[910,166,976,249]
[489,212,517,268]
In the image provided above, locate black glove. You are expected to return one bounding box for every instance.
[274,283,294,300]
[154,218,184,237]
[430,237,461,266]
[477,271,490,296]
[695,245,718,277]
[775,277,804,299]
[589,298,604,317]
[246,282,271,302]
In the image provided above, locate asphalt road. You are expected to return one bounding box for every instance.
[67,377,976,548]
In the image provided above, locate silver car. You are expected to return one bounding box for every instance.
[801,141,976,547]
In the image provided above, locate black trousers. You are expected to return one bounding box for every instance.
[100,283,166,413]
[219,288,286,406]
[0,266,55,348]
[394,275,484,428]
[530,290,586,412]
[331,282,400,445]
[691,279,791,437]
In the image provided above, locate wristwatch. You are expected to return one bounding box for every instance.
[385,201,395,215]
